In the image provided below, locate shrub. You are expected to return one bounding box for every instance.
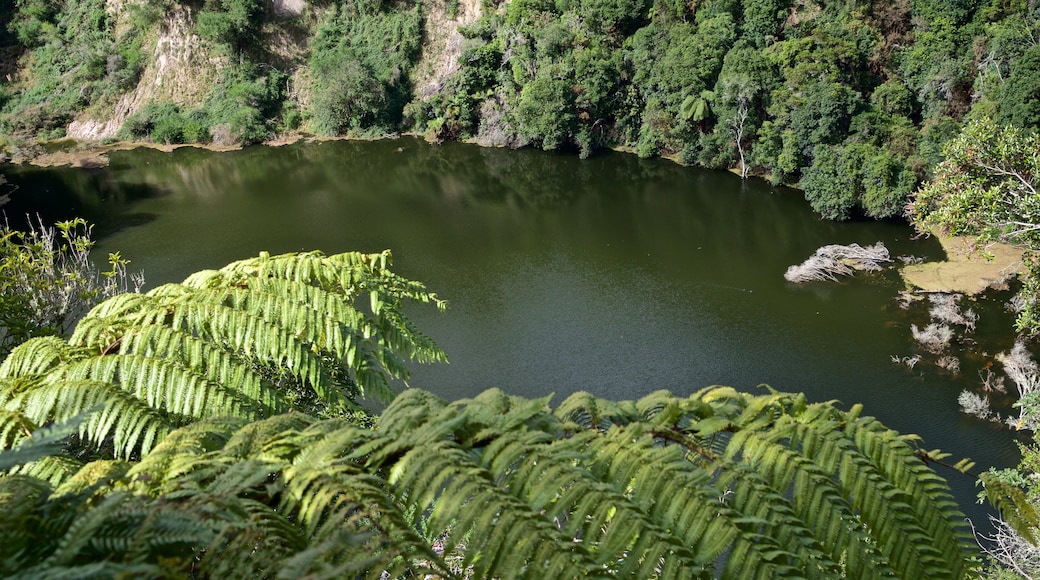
[0,217,143,358]
[307,3,423,135]
[2,0,148,138]
[204,65,285,144]
[121,101,197,144]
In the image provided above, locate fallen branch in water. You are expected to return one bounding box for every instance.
[784,242,891,283]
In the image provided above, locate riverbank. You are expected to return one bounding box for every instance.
[10,131,442,169]
[5,133,1027,299]
[17,136,305,169]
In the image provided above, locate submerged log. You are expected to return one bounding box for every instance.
[784,242,891,283]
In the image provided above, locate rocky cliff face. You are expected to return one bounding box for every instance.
[68,5,223,141]
[55,0,483,143]
[413,0,484,101]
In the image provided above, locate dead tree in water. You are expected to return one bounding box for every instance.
[784,242,891,283]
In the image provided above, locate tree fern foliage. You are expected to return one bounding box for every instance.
[1,387,973,578]
[0,250,447,459]
[0,250,975,577]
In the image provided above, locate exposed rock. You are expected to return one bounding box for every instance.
[67,7,225,141]
[30,150,110,168]
[413,0,485,101]
[271,0,305,17]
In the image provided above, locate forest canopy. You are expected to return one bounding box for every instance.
[1,0,1039,219]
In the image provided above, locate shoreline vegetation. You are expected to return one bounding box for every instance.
[10,132,1031,298]
[2,0,1036,303]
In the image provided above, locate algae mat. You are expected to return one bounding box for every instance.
[901,235,1025,295]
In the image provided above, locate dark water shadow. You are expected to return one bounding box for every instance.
[1,162,166,239]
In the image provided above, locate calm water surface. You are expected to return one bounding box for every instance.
[4,138,1027,524]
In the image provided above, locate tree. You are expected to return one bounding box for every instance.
[196,0,265,54]
[997,45,1040,130]
[711,44,775,178]
[862,147,917,219]
[801,144,861,220]
[310,56,388,135]
[909,119,1040,333]
[306,4,424,135]
[717,74,756,179]
[515,66,578,151]
[898,17,972,120]
[740,0,790,47]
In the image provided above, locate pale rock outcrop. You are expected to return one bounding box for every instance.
[67,7,224,141]
[271,0,305,17]
[413,0,485,101]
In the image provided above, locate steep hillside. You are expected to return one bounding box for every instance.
[67,5,224,141]
[1,0,1038,220]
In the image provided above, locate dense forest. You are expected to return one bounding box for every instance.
[1,0,1038,221]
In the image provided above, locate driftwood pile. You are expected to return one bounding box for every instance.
[784,242,891,283]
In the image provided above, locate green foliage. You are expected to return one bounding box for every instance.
[0,245,987,577]
[740,0,790,47]
[515,67,578,151]
[204,64,286,144]
[912,0,982,26]
[407,20,504,140]
[0,218,141,359]
[801,145,861,220]
[898,17,972,120]
[0,387,974,578]
[571,0,651,35]
[9,0,58,48]
[909,119,1040,332]
[997,45,1040,129]
[120,64,285,146]
[861,148,918,218]
[801,142,916,221]
[0,250,447,458]
[910,119,1040,246]
[121,101,210,144]
[408,0,1040,219]
[195,0,265,53]
[1,0,147,137]
[870,78,914,118]
[306,2,423,135]
[6,0,1040,222]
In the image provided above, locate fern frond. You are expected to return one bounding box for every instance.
[43,492,130,568]
[0,249,973,578]
[1,250,446,459]
[0,337,82,379]
[53,460,131,497]
[2,385,973,578]
[981,471,1040,545]
[126,416,249,492]
[7,379,170,458]
[115,323,282,414]
[0,406,76,469]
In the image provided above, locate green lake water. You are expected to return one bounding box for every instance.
[3,137,1027,525]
